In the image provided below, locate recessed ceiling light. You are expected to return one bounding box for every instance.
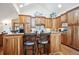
[19,4,23,8]
[58,4,62,8]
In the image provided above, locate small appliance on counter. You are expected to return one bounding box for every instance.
[59,27,68,32]
[59,22,68,32]
[35,24,45,34]
[19,28,24,33]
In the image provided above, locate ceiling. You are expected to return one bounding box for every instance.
[0,3,79,21]
[0,3,18,20]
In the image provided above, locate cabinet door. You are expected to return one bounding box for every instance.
[3,36,23,55]
[72,26,79,50]
[76,26,79,50]
[77,9,79,24]
[35,17,41,24]
[50,33,61,53]
[52,18,57,30]
[45,18,52,28]
[67,11,74,24]
[57,17,61,29]
[19,15,25,23]
[47,19,52,28]
[74,9,79,24]
[40,17,45,25]
[52,17,61,30]
[66,26,73,46]
[3,37,14,55]
[61,32,67,45]
[72,26,78,48]
[45,18,48,28]
[25,16,31,33]
[0,34,3,47]
[61,14,67,23]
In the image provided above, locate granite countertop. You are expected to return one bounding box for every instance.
[4,33,24,36]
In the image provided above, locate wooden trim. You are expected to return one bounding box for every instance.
[62,43,79,51]
[68,24,79,26]
[58,5,79,17]
[19,15,32,17]
[35,16,46,18]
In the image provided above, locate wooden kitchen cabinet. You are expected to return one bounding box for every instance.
[52,17,61,30]
[19,15,32,33]
[75,26,79,50]
[61,14,67,23]
[61,32,67,45]
[56,17,61,29]
[35,17,52,29]
[40,17,46,25]
[35,16,46,25]
[66,26,73,47]
[12,19,19,31]
[50,33,61,53]
[19,15,30,33]
[55,6,79,51]
[67,11,74,24]
[72,26,77,49]
[72,26,79,50]
[45,18,52,28]
[52,18,57,30]
[24,15,32,33]
[19,15,26,23]
[35,16,41,25]
[0,34,3,47]
[61,25,79,50]
[3,34,24,55]
[73,8,79,24]
[61,26,73,47]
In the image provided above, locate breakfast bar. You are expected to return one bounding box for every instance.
[2,32,61,55]
[3,33,24,55]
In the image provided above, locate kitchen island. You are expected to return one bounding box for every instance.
[3,32,61,55]
[3,33,24,55]
[50,32,61,54]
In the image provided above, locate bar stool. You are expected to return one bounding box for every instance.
[37,33,50,55]
[24,33,36,55]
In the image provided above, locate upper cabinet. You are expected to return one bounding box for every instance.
[19,15,26,23]
[3,34,24,55]
[60,7,79,51]
[52,18,57,30]
[19,15,32,33]
[56,17,61,28]
[52,17,61,30]
[40,17,46,25]
[35,17,41,25]
[45,18,52,29]
[31,17,36,28]
[61,14,67,23]
[73,8,79,24]
[35,16,46,25]
[35,16,52,29]
[67,8,79,25]
[67,11,74,24]
[24,15,32,33]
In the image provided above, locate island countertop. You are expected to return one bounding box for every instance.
[3,33,24,55]
[4,33,24,36]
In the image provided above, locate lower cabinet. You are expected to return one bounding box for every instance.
[61,25,79,51]
[66,26,73,47]
[0,34,3,47]
[72,26,79,50]
[50,33,61,53]
[61,32,67,45]
[3,34,24,55]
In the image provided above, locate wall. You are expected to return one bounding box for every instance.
[0,19,12,33]
[0,23,4,33]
